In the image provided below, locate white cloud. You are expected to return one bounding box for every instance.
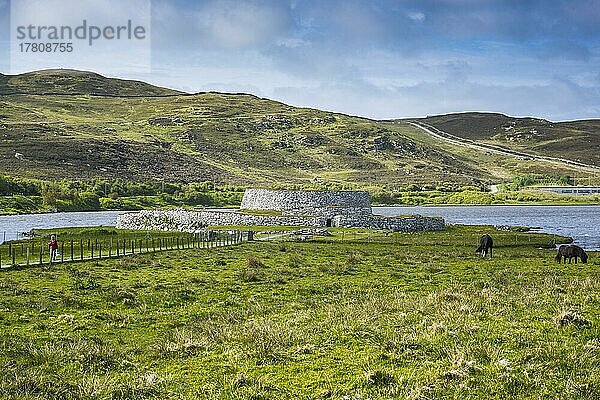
[408,11,425,22]
[272,77,600,121]
[9,0,151,74]
[10,0,149,26]
[196,0,291,48]
[331,2,384,39]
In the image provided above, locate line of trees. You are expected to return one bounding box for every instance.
[0,176,245,212]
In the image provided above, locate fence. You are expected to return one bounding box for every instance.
[1,230,46,245]
[0,230,249,269]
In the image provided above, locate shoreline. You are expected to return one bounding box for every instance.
[3,202,600,217]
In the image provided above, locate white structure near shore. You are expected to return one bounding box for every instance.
[535,186,600,195]
[116,189,445,232]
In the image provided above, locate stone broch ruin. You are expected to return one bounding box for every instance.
[116,189,445,232]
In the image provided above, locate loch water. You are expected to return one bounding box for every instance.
[375,205,600,251]
[1,206,599,250]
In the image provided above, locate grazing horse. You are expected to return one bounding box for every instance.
[475,234,493,258]
[555,245,588,264]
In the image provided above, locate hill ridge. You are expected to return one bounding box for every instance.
[0,69,183,97]
[414,112,600,167]
[0,69,598,186]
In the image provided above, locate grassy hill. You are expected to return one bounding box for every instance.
[0,70,596,189]
[413,113,600,167]
[0,69,182,96]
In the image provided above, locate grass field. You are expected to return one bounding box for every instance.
[1,225,598,399]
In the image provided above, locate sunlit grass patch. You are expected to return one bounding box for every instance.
[0,225,598,399]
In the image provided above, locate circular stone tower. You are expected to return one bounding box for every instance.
[240,189,372,217]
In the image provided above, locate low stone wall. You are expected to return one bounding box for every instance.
[116,209,326,232]
[333,215,445,232]
[116,209,445,233]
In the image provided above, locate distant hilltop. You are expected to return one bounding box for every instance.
[0,69,182,96]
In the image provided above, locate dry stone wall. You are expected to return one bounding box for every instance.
[240,189,372,217]
[116,209,327,232]
[116,209,445,232]
[332,215,445,232]
[116,189,445,232]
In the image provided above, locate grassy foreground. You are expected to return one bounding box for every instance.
[1,226,599,399]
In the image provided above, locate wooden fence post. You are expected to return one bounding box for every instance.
[80,239,84,261]
[70,240,74,261]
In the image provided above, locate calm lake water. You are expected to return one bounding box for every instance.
[374,205,600,251]
[0,211,124,244]
[1,206,598,250]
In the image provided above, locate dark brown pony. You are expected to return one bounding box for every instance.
[555,245,588,264]
[475,234,493,258]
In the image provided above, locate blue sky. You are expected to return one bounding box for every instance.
[1,0,599,120]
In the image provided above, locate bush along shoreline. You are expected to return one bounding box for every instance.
[1,175,599,215]
[0,176,245,215]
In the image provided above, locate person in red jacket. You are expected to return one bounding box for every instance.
[48,234,59,263]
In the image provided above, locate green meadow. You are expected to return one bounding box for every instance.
[1,225,599,399]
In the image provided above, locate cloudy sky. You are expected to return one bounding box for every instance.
[1,0,599,120]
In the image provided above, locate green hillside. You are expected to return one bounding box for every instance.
[0,69,182,96]
[0,70,595,189]
[414,113,600,167]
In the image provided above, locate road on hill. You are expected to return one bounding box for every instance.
[406,121,600,173]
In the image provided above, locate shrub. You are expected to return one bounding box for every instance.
[238,256,266,282]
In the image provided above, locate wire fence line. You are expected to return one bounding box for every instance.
[0,230,250,269]
[1,230,22,245]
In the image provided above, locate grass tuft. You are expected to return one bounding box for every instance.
[365,370,396,387]
[555,310,592,327]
